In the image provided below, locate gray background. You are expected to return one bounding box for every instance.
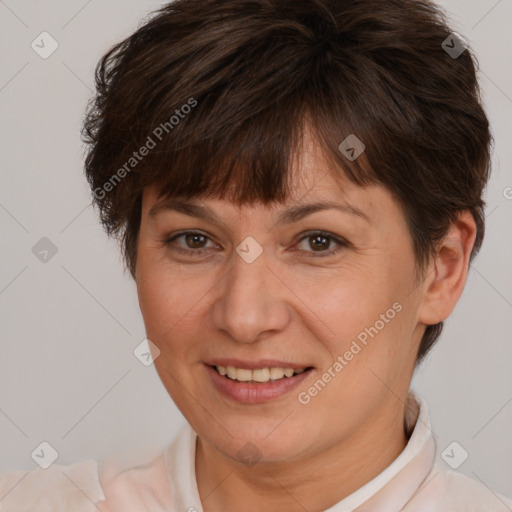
[1,0,511,500]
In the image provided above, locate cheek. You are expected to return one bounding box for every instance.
[136,256,217,364]
[294,260,415,376]
[137,249,192,330]
[290,268,395,341]
[137,273,170,338]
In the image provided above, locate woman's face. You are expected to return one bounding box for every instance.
[135,136,429,465]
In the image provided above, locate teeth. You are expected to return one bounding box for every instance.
[269,367,285,380]
[252,368,270,382]
[215,365,307,383]
[236,368,252,382]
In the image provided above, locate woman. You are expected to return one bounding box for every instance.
[1,0,510,510]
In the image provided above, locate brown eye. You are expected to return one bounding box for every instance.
[309,234,331,251]
[183,233,208,249]
[163,231,217,256]
[296,231,348,258]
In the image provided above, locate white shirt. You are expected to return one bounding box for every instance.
[1,392,511,511]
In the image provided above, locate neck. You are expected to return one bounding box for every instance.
[195,399,409,512]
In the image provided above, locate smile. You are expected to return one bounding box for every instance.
[214,365,308,383]
[205,363,314,404]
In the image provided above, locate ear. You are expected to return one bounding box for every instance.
[417,211,477,326]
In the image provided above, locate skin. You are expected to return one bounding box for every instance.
[132,130,476,512]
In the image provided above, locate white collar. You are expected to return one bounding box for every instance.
[164,390,436,512]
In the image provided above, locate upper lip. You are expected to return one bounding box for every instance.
[204,358,313,370]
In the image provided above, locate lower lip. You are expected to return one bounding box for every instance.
[205,364,313,404]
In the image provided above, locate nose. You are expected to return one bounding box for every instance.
[210,248,291,344]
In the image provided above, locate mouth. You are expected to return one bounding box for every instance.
[211,364,313,383]
[204,362,314,404]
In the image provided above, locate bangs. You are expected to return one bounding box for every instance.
[136,94,376,208]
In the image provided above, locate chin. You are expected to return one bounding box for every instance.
[198,418,315,465]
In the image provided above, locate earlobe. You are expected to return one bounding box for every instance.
[417,211,477,326]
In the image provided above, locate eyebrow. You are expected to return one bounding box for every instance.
[148,198,370,227]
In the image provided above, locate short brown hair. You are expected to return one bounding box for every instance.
[82,0,492,364]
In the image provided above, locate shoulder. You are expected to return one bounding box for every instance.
[0,459,105,512]
[0,449,174,512]
[96,450,173,512]
[434,467,512,511]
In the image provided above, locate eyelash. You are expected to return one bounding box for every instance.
[161,230,348,258]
